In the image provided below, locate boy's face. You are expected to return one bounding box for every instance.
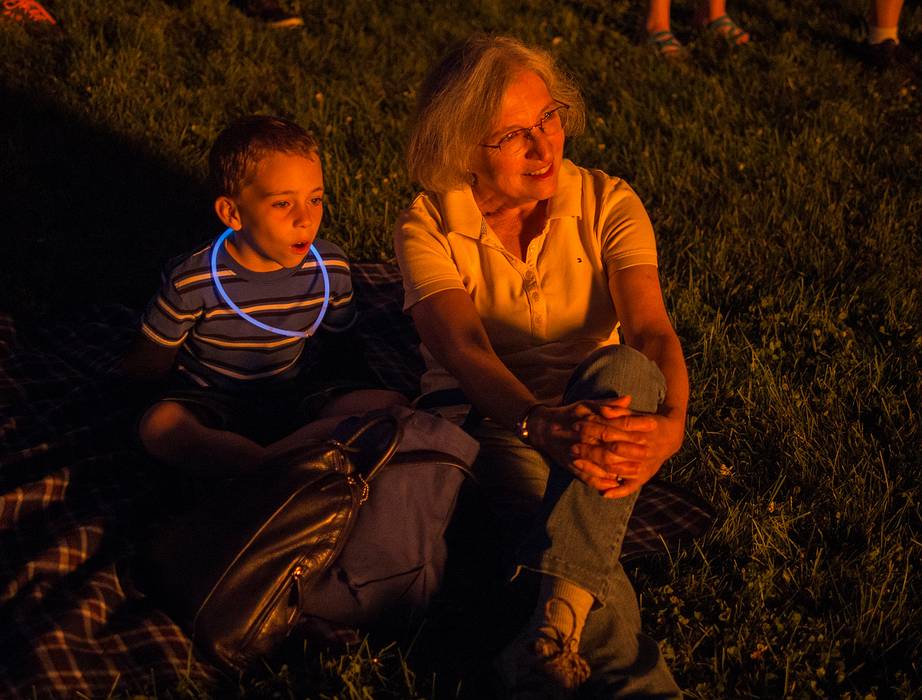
[217,151,324,271]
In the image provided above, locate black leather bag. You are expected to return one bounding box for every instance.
[136,411,475,672]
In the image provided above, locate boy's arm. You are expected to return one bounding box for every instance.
[315,326,378,385]
[117,334,180,380]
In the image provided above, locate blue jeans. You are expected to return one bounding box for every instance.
[469,345,681,698]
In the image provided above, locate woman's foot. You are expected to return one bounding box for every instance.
[495,598,591,699]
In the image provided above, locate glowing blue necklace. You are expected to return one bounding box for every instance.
[210,227,330,338]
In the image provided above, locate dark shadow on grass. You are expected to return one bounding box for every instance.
[0,84,215,318]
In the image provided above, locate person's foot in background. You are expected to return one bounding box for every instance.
[1,0,56,25]
[235,0,303,28]
[864,0,910,69]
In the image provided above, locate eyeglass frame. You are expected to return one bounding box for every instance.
[479,101,571,152]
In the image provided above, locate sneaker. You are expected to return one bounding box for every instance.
[239,0,303,28]
[495,599,591,699]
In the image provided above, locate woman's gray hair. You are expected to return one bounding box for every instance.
[407,35,586,193]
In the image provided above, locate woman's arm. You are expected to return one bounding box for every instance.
[572,264,689,497]
[411,289,637,492]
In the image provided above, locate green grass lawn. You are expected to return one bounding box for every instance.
[1,0,920,697]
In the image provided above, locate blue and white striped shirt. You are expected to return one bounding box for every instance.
[141,237,355,391]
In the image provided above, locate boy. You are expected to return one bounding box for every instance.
[121,115,402,475]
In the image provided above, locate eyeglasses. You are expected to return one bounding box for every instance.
[480,102,570,155]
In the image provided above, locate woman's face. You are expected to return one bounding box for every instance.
[469,71,565,210]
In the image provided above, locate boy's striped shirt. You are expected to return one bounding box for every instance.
[141,237,355,391]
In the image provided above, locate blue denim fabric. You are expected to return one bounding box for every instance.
[469,344,681,698]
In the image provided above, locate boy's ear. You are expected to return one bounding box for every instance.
[214,196,243,230]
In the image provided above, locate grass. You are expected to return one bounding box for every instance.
[2,0,921,697]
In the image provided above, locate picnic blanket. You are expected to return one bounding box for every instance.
[0,263,714,697]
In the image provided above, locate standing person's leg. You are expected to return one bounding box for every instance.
[695,0,750,45]
[645,0,685,58]
[646,0,672,35]
[868,0,904,43]
[863,0,911,67]
[481,344,680,696]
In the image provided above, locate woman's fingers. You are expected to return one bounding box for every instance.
[575,420,654,445]
[602,477,644,498]
[570,460,643,493]
[571,440,649,465]
[578,413,657,432]
[569,459,623,489]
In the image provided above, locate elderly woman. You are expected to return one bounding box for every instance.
[394,35,687,698]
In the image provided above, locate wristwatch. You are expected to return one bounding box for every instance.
[514,403,545,445]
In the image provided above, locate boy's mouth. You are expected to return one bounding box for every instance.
[291,241,309,254]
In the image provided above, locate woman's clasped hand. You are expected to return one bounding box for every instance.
[528,396,683,498]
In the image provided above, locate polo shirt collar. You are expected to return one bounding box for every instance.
[439,158,582,240]
[546,159,582,220]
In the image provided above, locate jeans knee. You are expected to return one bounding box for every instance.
[563,345,666,413]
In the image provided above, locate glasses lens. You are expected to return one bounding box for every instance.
[542,107,566,135]
[499,131,529,155]
[495,106,568,154]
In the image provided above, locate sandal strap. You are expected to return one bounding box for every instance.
[647,29,684,56]
[648,29,680,46]
[705,14,733,30]
[704,14,749,44]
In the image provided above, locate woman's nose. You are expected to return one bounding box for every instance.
[525,128,553,160]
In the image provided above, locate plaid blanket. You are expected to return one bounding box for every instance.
[0,263,713,697]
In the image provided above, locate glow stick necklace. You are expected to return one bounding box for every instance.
[210,227,330,338]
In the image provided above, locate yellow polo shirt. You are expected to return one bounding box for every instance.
[394,159,658,402]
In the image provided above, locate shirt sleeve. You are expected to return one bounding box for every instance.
[139,261,202,347]
[393,193,466,312]
[315,240,357,333]
[598,179,659,273]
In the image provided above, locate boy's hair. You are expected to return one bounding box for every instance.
[208,115,319,198]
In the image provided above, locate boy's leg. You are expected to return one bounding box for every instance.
[261,388,408,462]
[318,389,408,418]
[138,400,265,476]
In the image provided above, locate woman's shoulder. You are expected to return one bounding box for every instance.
[564,160,641,203]
[563,161,650,227]
[394,192,446,240]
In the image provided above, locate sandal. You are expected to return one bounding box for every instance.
[495,599,592,699]
[700,14,750,45]
[647,30,686,59]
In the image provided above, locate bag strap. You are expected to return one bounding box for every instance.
[339,413,403,482]
[388,449,479,484]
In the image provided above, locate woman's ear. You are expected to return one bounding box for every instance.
[214,196,242,230]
